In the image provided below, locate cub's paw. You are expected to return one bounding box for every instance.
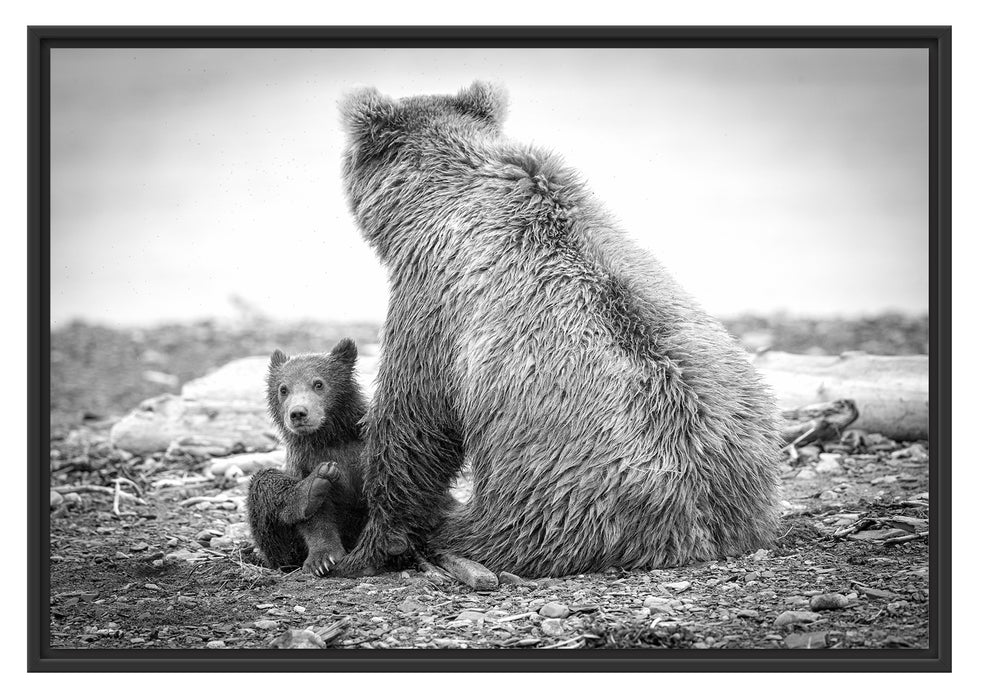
[303,547,346,578]
[299,462,341,519]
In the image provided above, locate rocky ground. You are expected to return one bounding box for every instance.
[46,317,932,651]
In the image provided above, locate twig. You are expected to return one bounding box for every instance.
[113,480,122,517]
[52,483,147,505]
[178,495,236,507]
[114,476,144,498]
[882,531,929,546]
[540,634,586,649]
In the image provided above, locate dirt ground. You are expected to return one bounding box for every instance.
[46,317,932,651]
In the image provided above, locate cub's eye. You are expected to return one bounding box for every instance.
[313,380,324,391]
[279,385,288,396]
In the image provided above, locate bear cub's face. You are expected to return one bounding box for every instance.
[266,339,358,437]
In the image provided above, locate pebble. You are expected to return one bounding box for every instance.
[527,598,547,611]
[819,490,838,501]
[784,631,828,649]
[206,640,226,649]
[643,596,677,613]
[774,610,821,627]
[809,593,849,611]
[63,492,82,506]
[540,618,565,637]
[293,605,306,613]
[796,469,817,480]
[735,609,758,618]
[744,572,759,582]
[195,529,219,542]
[224,522,252,542]
[253,619,279,630]
[50,490,64,509]
[399,597,425,614]
[499,571,526,586]
[664,581,691,593]
[797,446,821,460]
[815,453,844,473]
[456,610,485,622]
[538,602,570,619]
[272,629,325,649]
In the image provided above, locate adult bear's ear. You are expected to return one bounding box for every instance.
[331,338,358,365]
[340,86,400,138]
[269,348,288,370]
[454,81,508,126]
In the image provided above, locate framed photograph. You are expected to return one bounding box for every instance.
[29,26,951,672]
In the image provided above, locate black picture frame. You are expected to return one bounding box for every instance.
[28,25,952,673]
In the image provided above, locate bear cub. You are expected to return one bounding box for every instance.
[247,338,368,576]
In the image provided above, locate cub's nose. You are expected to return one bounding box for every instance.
[289,406,309,423]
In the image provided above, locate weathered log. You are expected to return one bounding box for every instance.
[754,351,928,441]
[110,349,927,455]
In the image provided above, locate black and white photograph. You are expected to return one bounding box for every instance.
[31,27,950,671]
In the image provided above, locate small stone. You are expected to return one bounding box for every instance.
[293,605,306,613]
[434,638,463,649]
[642,596,677,613]
[744,572,759,582]
[798,445,821,460]
[796,469,817,480]
[224,522,252,542]
[63,492,82,506]
[664,581,691,593]
[209,536,235,550]
[784,596,809,607]
[527,598,547,611]
[253,619,279,630]
[195,529,219,542]
[538,602,570,619]
[50,490,64,509]
[399,597,425,614]
[143,583,160,591]
[809,593,849,611]
[815,453,844,474]
[774,610,821,628]
[857,586,896,599]
[735,609,758,618]
[206,640,226,649]
[819,490,838,501]
[456,610,485,622]
[750,549,771,561]
[499,571,527,586]
[541,618,565,637]
[272,629,325,649]
[784,631,828,649]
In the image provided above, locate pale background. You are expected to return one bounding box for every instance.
[49,47,928,328]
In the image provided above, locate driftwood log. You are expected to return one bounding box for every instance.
[754,351,928,441]
[110,350,928,455]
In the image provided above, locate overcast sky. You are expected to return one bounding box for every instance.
[49,48,928,328]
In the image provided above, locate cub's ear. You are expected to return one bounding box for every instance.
[454,81,508,126]
[269,348,288,370]
[331,338,358,365]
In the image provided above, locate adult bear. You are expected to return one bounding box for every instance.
[337,81,780,578]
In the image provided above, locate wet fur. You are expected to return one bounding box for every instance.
[338,82,781,577]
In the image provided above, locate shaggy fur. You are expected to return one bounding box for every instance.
[247,339,368,574]
[337,82,781,578]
